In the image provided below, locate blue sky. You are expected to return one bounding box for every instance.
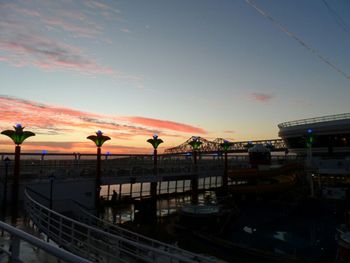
[0,0,349,152]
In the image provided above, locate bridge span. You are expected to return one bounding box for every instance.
[164,137,287,154]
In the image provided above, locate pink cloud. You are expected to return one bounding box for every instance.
[0,139,151,154]
[0,30,116,75]
[124,117,206,135]
[42,18,102,38]
[249,92,274,102]
[0,96,206,152]
[0,1,136,79]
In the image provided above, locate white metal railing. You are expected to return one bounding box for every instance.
[73,202,222,263]
[278,113,350,128]
[0,220,91,263]
[24,189,224,263]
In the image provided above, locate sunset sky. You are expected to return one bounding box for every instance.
[0,0,349,153]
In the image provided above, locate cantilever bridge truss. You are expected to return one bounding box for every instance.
[164,136,286,154]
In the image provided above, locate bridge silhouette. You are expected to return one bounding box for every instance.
[164,136,287,154]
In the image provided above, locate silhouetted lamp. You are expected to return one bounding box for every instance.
[220,140,233,193]
[189,136,202,152]
[87,130,110,210]
[1,124,35,224]
[147,134,163,199]
[306,129,314,167]
[188,137,202,204]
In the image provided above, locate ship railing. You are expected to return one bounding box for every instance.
[278,112,350,128]
[73,201,222,263]
[13,163,223,181]
[0,220,91,263]
[24,189,223,263]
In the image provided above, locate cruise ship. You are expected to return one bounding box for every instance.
[0,113,350,262]
[278,113,350,156]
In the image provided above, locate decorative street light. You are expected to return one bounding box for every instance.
[147,134,163,199]
[306,129,314,167]
[87,130,110,211]
[105,151,111,160]
[220,140,233,194]
[41,150,47,174]
[48,174,55,210]
[2,157,10,219]
[188,136,202,204]
[1,124,35,224]
[41,150,47,161]
[306,129,315,197]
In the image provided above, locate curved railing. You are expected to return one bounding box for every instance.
[0,220,90,263]
[24,189,224,263]
[73,201,222,263]
[278,113,350,128]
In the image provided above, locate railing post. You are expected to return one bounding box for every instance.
[10,235,20,262]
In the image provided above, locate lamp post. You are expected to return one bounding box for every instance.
[147,134,163,199]
[41,150,47,174]
[1,124,35,224]
[188,137,202,204]
[2,157,10,217]
[306,129,314,168]
[87,130,111,211]
[306,129,314,197]
[48,174,55,210]
[220,140,233,194]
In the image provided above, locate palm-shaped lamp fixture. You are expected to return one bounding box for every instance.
[87,130,111,210]
[87,130,111,148]
[147,134,163,151]
[1,124,35,223]
[220,140,233,152]
[188,136,202,152]
[1,124,35,145]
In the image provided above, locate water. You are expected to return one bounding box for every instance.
[100,177,222,200]
[225,200,342,262]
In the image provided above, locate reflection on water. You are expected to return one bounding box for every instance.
[100,177,222,199]
[102,191,216,224]
[273,231,287,242]
[229,202,340,262]
[100,178,342,262]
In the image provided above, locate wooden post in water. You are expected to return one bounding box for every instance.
[220,140,233,195]
[188,137,202,204]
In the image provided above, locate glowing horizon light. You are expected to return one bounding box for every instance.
[307,129,313,133]
[42,150,47,155]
